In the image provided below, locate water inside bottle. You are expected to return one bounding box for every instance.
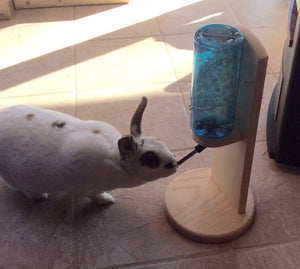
[192,117,233,138]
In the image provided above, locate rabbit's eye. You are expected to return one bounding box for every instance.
[139,151,159,168]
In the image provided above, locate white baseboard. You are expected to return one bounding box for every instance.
[14,0,130,9]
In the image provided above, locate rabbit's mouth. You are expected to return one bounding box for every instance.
[144,162,178,182]
[163,162,178,177]
[164,162,178,170]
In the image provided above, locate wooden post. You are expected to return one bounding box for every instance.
[164,26,268,243]
[0,0,14,20]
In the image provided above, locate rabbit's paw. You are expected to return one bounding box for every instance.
[22,191,48,201]
[90,192,115,205]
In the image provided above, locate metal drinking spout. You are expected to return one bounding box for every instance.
[177,145,206,165]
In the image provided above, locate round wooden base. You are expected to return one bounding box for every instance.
[165,168,255,243]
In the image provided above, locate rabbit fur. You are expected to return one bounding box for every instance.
[0,97,178,205]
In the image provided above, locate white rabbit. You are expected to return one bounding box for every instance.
[0,97,178,205]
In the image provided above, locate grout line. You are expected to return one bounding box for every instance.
[159,40,178,83]
[71,11,77,118]
[0,33,193,48]
[0,91,75,100]
[156,21,193,126]
[77,34,164,43]
[155,14,179,84]
[102,248,233,269]
[232,238,300,252]
[223,0,242,25]
[0,81,178,100]
[74,40,79,117]
[173,147,195,152]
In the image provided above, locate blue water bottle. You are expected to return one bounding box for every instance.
[190,24,244,146]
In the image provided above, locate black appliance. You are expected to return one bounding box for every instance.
[267,0,300,166]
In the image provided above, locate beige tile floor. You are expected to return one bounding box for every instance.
[0,0,299,268]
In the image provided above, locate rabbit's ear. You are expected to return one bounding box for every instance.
[130,96,147,138]
[118,135,138,159]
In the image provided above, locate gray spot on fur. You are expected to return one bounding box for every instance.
[93,130,100,134]
[26,114,35,120]
[52,121,66,128]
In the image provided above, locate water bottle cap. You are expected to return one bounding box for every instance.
[195,24,243,46]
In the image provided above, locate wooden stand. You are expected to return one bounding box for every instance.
[165,168,255,243]
[165,26,268,243]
